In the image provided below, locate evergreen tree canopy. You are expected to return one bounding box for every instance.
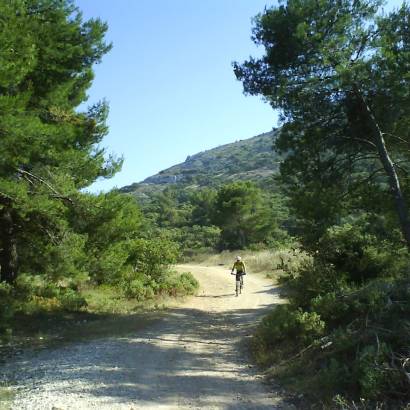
[212,181,281,249]
[234,0,410,247]
[0,0,119,283]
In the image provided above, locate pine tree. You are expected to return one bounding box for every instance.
[234,0,410,248]
[0,0,119,283]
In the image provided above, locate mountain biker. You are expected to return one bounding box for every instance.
[231,256,246,296]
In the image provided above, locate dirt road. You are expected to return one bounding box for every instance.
[3,265,285,409]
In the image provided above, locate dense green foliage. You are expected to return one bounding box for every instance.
[212,181,288,249]
[0,0,116,285]
[235,0,410,247]
[256,223,410,407]
[120,126,292,256]
[0,0,197,332]
[8,0,410,405]
[236,0,410,406]
[135,180,291,254]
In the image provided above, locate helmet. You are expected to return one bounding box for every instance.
[236,256,242,261]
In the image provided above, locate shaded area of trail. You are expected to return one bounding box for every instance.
[3,265,286,409]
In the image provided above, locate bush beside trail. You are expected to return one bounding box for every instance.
[0,0,199,350]
[252,222,410,408]
[0,233,198,349]
[121,271,198,301]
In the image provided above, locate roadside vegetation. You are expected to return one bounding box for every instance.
[235,0,410,407]
[188,248,304,279]
[137,180,294,255]
[0,0,197,354]
[1,0,410,408]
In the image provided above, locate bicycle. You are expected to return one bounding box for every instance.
[231,270,245,296]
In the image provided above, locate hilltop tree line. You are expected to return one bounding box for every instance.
[234,0,410,406]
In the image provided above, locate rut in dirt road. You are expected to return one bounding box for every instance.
[3,265,287,410]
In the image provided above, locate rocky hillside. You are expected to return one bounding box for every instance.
[121,130,281,198]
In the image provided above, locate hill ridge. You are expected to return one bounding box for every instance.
[121,129,280,197]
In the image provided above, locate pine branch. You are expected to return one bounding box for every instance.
[17,169,73,204]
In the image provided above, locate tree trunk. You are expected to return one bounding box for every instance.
[238,228,246,249]
[353,85,410,249]
[0,200,18,284]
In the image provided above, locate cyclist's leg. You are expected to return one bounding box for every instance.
[240,275,244,289]
[235,279,240,296]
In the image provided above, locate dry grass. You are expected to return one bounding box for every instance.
[189,248,306,281]
[0,386,14,410]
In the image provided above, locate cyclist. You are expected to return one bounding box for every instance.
[231,256,246,296]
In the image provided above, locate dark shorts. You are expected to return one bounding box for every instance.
[235,272,244,281]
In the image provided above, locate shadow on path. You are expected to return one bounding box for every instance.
[4,270,285,409]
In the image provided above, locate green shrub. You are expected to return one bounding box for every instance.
[119,269,198,301]
[36,282,61,298]
[178,272,199,294]
[122,277,146,300]
[279,258,347,309]
[257,305,325,347]
[355,344,391,400]
[57,289,87,311]
[173,225,221,250]
[14,274,58,301]
[144,286,155,300]
[6,275,88,314]
[256,221,410,406]
[128,238,180,281]
[90,242,131,284]
[310,292,351,325]
[159,271,199,297]
[316,223,407,283]
[315,358,351,396]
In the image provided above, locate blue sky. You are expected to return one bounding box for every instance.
[76,0,279,192]
[75,0,404,192]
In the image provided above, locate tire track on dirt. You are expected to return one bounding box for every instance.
[2,264,286,409]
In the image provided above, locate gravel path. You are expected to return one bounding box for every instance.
[2,264,286,409]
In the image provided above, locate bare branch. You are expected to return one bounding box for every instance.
[383,132,410,145]
[339,136,377,149]
[263,342,317,374]
[17,169,73,204]
[395,162,410,176]
[338,166,385,200]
